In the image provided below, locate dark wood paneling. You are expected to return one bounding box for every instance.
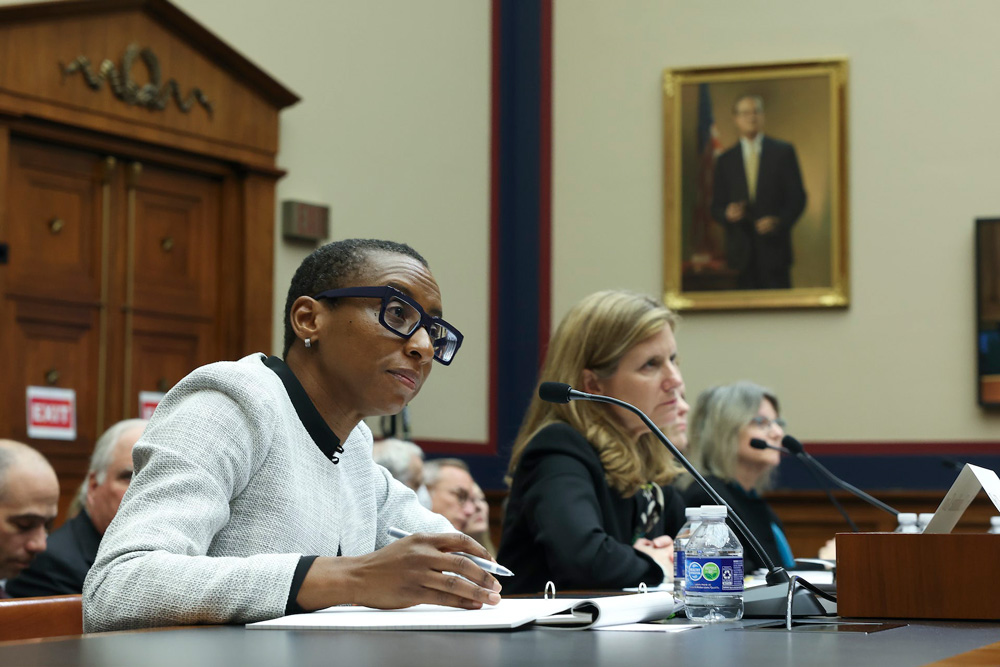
[837,533,1000,620]
[126,312,211,416]
[0,3,297,168]
[0,1,288,527]
[1,297,98,516]
[131,163,221,319]
[240,172,276,355]
[768,490,1000,558]
[5,139,104,303]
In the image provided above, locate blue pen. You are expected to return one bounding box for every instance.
[387,526,514,576]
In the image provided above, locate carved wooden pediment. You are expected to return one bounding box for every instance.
[0,0,299,169]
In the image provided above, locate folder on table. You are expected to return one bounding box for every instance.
[246,591,677,631]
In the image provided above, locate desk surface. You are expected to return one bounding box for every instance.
[1,620,998,667]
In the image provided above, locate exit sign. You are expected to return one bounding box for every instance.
[282,200,330,242]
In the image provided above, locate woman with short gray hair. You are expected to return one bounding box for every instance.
[682,381,795,573]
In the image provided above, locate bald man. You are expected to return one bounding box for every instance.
[8,420,145,597]
[0,440,59,597]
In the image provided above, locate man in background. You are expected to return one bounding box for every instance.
[711,94,806,290]
[7,420,145,597]
[372,438,432,508]
[424,458,476,532]
[0,440,59,597]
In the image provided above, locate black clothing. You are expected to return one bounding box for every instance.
[498,422,686,595]
[710,136,806,289]
[7,510,101,597]
[682,475,789,573]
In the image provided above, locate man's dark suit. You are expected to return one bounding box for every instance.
[6,510,101,597]
[710,136,806,289]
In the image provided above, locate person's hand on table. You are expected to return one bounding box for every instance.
[818,537,836,560]
[633,535,675,574]
[296,532,502,611]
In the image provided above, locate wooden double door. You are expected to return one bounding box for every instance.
[1,136,227,515]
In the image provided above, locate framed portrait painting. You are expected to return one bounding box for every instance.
[662,58,849,311]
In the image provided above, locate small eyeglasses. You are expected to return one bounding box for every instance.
[312,286,463,365]
[447,488,477,508]
[749,415,787,430]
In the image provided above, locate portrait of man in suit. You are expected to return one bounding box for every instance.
[664,60,848,311]
[711,94,806,290]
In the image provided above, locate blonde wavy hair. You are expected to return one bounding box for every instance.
[506,290,682,497]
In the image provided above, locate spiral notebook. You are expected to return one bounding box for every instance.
[246,591,677,631]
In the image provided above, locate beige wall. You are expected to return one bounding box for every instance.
[553,0,1000,441]
[166,0,492,443]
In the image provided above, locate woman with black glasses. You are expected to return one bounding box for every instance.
[682,381,795,573]
[84,239,500,632]
[498,290,688,594]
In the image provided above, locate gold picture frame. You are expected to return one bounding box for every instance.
[662,58,849,311]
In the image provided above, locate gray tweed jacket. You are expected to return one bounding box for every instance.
[83,354,452,632]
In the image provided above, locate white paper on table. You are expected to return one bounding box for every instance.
[924,464,1000,534]
[594,623,700,632]
[247,592,678,632]
[744,570,833,589]
[622,582,672,593]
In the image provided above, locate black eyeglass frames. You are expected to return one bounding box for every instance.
[311,286,464,365]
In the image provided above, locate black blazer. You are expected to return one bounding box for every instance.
[498,422,686,595]
[682,475,791,573]
[6,510,102,597]
[710,136,806,275]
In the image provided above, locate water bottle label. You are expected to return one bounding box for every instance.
[674,550,686,579]
[685,557,744,593]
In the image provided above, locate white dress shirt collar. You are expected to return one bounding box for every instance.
[740,133,764,161]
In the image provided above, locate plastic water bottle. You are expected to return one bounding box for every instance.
[917,513,934,532]
[989,516,1000,534]
[684,505,744,622]
[894,512,919,533]
[672,507,703,604]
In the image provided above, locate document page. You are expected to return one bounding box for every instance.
[247,592,677,632]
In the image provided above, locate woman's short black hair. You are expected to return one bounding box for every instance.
[282,239,428,356]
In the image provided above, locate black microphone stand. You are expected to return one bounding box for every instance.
[751,439,859,532]
[782,436,899,517]
[545,384,835,617]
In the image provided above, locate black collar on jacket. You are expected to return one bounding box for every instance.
[263,356,344,463]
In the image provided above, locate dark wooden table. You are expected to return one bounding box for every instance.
[1,618,998,666]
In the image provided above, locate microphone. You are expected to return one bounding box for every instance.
[538,382,578,404]
[749,438,789,454]
[538,382,833,617]
[782,435,899,517]
[751,439,859,532]
[942,457,965,472]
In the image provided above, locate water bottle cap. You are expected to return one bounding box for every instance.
[991,516,1000,526]
[684,507,702,519]
[897,512,917,523]
[698,504,728,519]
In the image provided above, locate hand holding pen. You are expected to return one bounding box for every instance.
[388,527,514,577]
[296,530,503,612]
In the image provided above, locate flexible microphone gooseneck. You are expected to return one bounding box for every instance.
[781,435,899,517]
[749,438,790,455]
[542,383,817,581]
[538,382,836,616]
[540,383,786,581]
[750,439,859,533]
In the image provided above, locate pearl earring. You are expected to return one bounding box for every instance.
[304,338,311,348]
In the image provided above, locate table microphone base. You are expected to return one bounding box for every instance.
[742,583,834,618]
